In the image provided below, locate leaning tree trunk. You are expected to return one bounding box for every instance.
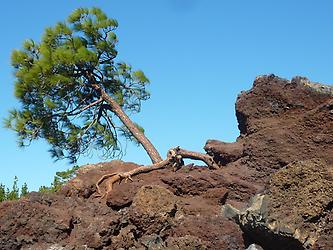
[91,83,163,164]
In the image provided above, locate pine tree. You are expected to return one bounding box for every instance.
[6,176,19,200]
[39,165,79,193]
[5,7,162,164]
[5,8,221,199]
[0,184,5,202]
[20,182,29,197]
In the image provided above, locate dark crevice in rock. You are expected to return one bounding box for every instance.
[106,200,132,211]
[242,229,304,250]
[111,222,128,238]
[168,206,177,218]
[65,217,75,236]
[219,191,229,205]
[305,200,333,224]
[235,110,248,135]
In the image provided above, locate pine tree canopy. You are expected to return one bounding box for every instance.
[5,7,151,163]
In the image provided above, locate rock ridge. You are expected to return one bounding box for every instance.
[1,75,332,249]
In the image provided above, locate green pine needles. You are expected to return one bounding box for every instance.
[38,165,79,193]
[5,7,152,163]
[0,177,29,202]
[0,166,79,202]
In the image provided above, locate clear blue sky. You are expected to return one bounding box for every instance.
[1,0,332,191]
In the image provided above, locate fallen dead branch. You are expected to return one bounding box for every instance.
[95,147,220,198]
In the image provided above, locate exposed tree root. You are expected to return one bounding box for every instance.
[94,147,220,198]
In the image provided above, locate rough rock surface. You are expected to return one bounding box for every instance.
[0,75,332,249]
[204,140,244,166]
[236,75,333,181]
[222,159,333,249]
[129,185,178,235]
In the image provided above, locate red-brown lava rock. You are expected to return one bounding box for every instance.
[0,75,332,249]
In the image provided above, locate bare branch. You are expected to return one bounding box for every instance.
[79,97,103,113]
[95,147,220,198]
[174,148,220,170]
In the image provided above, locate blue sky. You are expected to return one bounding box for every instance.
[1,0,333,191]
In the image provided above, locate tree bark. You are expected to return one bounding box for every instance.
[175,147,220,170]
[91,83,163,164]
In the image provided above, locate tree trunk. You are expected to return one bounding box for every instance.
[91,83,163,164]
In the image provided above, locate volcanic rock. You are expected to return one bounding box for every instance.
[0,75,332,249]
[222,159,333,249]
[204,140,244,166]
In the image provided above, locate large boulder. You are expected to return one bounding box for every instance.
[129,185,178,235]
[222,159,333,249]
[235,75,333,181]
[204,140,244,166]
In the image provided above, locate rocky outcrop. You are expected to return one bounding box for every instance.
[0,164,248,250]
[204,140,244,166]
[222,159,333,250]
[236,75,333,182]
[0,75,332,249]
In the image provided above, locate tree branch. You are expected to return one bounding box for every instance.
[174,148,220,170]
[79,97,103,113]
[95,147,220,198]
